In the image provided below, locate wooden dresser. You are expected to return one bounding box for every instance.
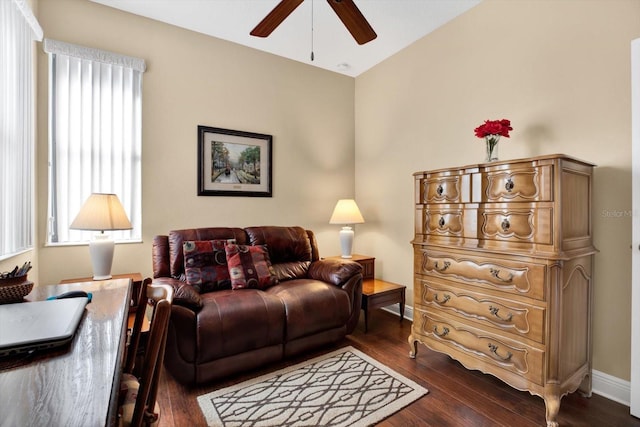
[408,154,596,427]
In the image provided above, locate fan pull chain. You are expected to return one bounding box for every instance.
[310,0,314,61]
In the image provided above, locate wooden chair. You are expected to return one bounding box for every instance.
[119,279,173,427]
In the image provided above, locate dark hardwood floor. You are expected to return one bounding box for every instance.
[156,309,639,426]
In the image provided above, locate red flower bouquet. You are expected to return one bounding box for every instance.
[474,119,513,138]
[474,119,513,162]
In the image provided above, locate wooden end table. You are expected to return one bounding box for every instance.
[324,254,375,279]
[324,254,405,332]
[361,278,406,332]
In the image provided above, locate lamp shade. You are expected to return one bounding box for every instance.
[70,193,132,232]
[329,199,365,225]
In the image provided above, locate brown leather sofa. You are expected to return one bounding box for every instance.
[152,225,363,385]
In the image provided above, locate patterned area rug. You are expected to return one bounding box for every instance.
[197,346,428,427]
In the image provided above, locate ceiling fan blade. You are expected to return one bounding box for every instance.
[250,0,304,38]
[327,0,377,45]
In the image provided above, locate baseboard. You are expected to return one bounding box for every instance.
[592,369,631,406]
[383,306,632,407]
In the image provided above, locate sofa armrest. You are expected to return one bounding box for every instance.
[308,258,362,286]
[309,258,363,334]
[153,277,203,312]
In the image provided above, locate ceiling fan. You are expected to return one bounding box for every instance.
[250,0,377,45]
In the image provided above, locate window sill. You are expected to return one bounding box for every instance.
[44,239,143,248]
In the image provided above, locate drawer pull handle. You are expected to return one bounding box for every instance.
[488,343,513,361]
[436,184,444,196]
[433,325,449,337]
[435,261,451,272]
[438,216,445,228]
[434,293,450,304]
[489,305,513,322]
[501,218,510,232]
[505,178,514,192]
[490,268,514,283]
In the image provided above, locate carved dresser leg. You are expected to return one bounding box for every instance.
[579,372,593,398]
[408,334,418,359]
[544,394,560,427]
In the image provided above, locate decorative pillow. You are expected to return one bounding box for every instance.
[183,239,235,293]
[225,244,278,290]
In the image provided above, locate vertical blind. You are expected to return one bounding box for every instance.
[44,39,145,244]
[0,0,42,258]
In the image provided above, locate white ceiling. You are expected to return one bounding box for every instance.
[89,0,481,77]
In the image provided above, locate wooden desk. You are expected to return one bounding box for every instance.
[61,273,149,335]
[361,278,406,332]
[0,278,131,426]
[60,272,143,312]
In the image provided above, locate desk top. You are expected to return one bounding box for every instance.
[0,278,131,427]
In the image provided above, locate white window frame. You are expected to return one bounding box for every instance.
[0,0,42,260]
[44,39,145,245]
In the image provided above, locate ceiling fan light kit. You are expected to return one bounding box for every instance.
[251,0,377,45]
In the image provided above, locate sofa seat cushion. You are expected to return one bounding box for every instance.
[196,290,285,363]
[265,280,350,341]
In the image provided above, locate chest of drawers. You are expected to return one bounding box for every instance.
[409,154,596,427]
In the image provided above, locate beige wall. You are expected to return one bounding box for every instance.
[355,0,640,381]
[35,0,355,283]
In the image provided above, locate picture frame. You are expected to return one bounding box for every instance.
[197,126,273,197]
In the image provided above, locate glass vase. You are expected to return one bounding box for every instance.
[485,136,500,162]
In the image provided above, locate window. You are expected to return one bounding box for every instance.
[0,0,42,259]
[44,39,145,244]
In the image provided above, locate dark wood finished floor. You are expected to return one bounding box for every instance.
[156,310,639,426]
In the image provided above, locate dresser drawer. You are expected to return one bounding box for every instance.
[418,171,470,204]
[415,278,545,344]
[416,249,546,301]
[413,309,544,386]
[479,205,553,245]
[419,204,475,240]
[479,164,553,203]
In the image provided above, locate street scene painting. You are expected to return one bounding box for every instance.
[211,141,260,185]
[198,126,272,197]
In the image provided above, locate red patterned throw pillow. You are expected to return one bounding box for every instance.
[183,239,235,293]
[225,244,278,290]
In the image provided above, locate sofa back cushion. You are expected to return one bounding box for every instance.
[168,228,247,279]
[245,226,315,281]
[245,226,312,263]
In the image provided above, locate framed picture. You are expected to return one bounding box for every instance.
[197,126,273,197]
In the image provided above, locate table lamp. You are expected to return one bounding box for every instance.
[70,193,132,280]
[329,199,365,258]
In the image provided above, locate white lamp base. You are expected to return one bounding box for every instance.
[89,234,114,280]
[339,226,355,259]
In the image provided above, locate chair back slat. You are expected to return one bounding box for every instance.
[125,277,152,374]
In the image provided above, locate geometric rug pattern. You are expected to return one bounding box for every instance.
[197,346,428,426]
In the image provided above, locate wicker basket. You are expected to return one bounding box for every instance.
[0,275,33,304]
